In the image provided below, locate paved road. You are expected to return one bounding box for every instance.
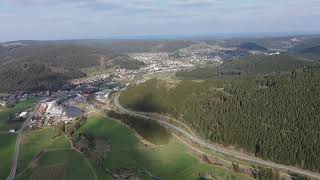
[114,94,320,179]
[0,131,17,134]
[6,99,46,180]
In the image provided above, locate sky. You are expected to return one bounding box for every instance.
[0,0,320,42]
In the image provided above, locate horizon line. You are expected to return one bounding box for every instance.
[1,31,320,44]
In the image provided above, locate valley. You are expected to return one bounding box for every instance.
[1,35,320,180]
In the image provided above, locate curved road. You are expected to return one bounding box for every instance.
[114,94,320,179]
[7,99,46,180]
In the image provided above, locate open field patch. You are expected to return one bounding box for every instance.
[76,116,252,180]
[0,99,37,131]
[18,128,71,173]
[17,149,94,180]
[0,133,16,180]
[29,164,65,180]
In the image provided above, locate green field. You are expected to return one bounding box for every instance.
[0,99,37,131]
[17,149,95,180]
[76,116,252,180]
[0,134,16,180]
[17,128,71,173]
[17,128,70,174]
[13,116,252,180]
[16,128,95,180]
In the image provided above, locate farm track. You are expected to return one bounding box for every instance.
[6,98,47,180]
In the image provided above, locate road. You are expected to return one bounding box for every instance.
[6,99,46,180]
[114,93,320,179]
[0,131,17,134]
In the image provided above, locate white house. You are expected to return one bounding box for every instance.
[0,100,6,107]
[19,112,28,118]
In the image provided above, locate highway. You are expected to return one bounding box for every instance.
[6,99,45,180]
[114,93,320,179]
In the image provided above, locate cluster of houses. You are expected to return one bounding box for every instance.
[28,102,47,128]
[0,99,6,107]
[0,91,27,108]
[2,74,127,132]
[28,100,82,129]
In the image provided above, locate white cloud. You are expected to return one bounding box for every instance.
[1,0,320,41]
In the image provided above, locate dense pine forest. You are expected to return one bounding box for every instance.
[111,55,146,70]
[0,44,106,92]
[0,62,85,92]
[119,67,320,172]
[0,43,146,92]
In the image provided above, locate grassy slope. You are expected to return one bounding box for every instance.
[17,128,94,180]
[30,150,94,180]
[0,134,16,180]
[17,149,94,180]
[0,99,37,131]
[77,116,251,180]
[17,128,71,173]
[120,69,320,171]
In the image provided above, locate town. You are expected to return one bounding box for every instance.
[0,76,125,133]
[0,42,279,134]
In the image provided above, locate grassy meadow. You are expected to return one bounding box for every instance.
[17,128,71,173]
[0,99,37,131]
[17,149,95,180]
[16,127,95,180]
[12,115,252,180]
[76,116,252,180]
[0,134,16,180]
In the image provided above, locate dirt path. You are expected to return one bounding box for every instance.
[65,135,98,180]
[6,98,47,180]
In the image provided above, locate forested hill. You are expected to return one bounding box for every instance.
[119,68,320,172]
[0,43,109,92]
[60,39,195,53]
[238,42,268,51]
[4,44,106,67]
[176,54,318,79]
[299,45,320,57]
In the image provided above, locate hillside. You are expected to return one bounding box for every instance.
[299,46,320,59]
[205,35,320,51]
[176,54,317,79]
[289,37,320,52]
[58,39,195,53]
[238,42,268,51]
[301,45,320,54]
[0,43,110,92]
[5,44,106,68]
[0,47,9,58]
[120,67,320,172]
[111,55,146,70]
[0,62,85,92]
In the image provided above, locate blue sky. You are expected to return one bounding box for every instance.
[0,0,320,41]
